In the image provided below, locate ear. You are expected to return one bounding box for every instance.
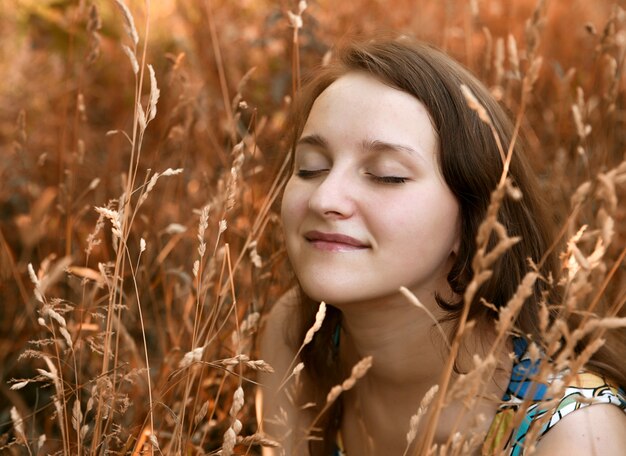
[452,236,460,256]
[451,219,461,256]
[446,236,460,270]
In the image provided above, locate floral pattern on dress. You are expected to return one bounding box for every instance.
[483,338,626,455]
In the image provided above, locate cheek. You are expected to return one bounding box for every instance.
[280,178,305,232]
[376,190,459,250]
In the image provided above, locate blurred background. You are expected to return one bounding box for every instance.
[1,0,625,454]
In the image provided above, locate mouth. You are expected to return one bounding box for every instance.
[303,230,370,251]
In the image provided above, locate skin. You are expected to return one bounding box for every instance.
[259,72,626,454]
[531,404,626,455]
[281,72,460,309]
[280,72,472,452]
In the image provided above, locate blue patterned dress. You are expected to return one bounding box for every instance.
[483,338,626,455]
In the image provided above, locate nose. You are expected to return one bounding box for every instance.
[307,169,355,219]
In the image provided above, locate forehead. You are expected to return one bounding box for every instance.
[312,71,430,114]
[302,72,438,158]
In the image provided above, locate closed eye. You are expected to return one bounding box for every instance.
[296,169,327,179]
[367,173,409,184]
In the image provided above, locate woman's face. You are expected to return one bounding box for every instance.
[281,72,460,306]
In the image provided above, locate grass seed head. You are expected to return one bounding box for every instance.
[114,0,139,46]
[303,302,326,346]
[10,407,26,443]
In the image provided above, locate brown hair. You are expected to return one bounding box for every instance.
[283,37,622,454]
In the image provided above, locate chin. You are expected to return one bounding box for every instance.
[300,283,348,306]
[299,285,336,304]
[299,280,388,307]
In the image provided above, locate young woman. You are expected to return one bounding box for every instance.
[258,38,626,455]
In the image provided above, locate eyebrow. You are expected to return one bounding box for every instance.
[297,134,421,158]
[296,134,329,149]
[362,139,419,157]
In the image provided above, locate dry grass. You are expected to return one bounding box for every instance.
[1,0,625,454]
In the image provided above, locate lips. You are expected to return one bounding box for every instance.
[304,230,370,251]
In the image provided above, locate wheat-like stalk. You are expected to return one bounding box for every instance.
[3,1,626,455]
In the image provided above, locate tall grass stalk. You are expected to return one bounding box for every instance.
[2,1,625,455]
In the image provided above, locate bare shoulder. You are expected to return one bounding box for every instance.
[257,287,309,455]
[533,404,626,455]
[259,287,300,360]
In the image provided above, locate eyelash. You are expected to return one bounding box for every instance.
[296,169,326,178]
[367,174,409,184]
[296,169,409,184]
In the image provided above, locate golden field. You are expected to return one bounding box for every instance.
[1,0,625,454]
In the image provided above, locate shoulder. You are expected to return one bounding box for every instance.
[259,287,300,356]
[532,372,626,455]
[258,286,301,381]
[532,403,626,455]
[257,287,309,455]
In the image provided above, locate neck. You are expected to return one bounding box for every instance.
[334,290,511,453]
[337,289,448,386]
